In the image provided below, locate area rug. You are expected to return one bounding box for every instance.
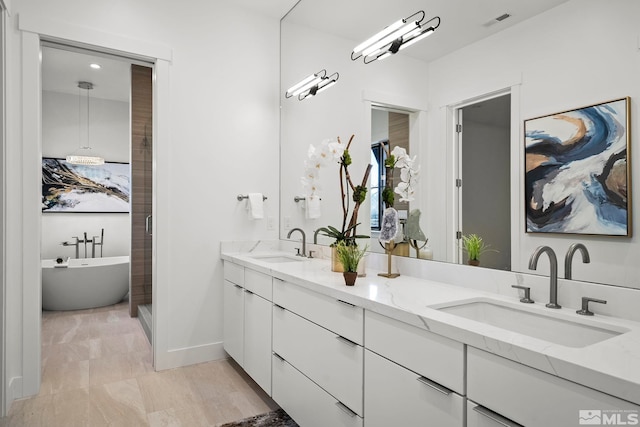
[220,408,299,427]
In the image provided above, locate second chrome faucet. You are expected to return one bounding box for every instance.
[528,243,591,309]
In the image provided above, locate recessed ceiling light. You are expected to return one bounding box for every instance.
[90,63,102,70]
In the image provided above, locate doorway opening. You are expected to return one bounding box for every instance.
[40,43,154,384]
[455,94,511,270]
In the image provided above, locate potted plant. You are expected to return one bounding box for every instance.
[461,234,496,266]
[316,223,368,272]
[335,241,368,286]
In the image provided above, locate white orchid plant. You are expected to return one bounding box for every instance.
[384,146,420,205]
[302,135,372,244]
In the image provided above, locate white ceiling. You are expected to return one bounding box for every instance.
[41,0,569,102]
[285,0,570,63]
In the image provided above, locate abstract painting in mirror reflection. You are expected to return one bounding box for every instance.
[525,97,630,236]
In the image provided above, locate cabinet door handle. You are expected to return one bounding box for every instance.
[336,299,355,307]
[334,401,357,418]
[416,376,452,395]
[273,304,285,310]
[244,289,254,295]
[473,405,522,427]
[272,352,285,362]
[233,284,243,290]
[335,335,358,347]
[273,277,284,282]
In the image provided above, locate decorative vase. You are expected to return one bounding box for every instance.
[343,271,357,286]
[468,259,480,266]
[331,246,345,272]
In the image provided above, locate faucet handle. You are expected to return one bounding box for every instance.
[576,297,607,316]
[295,247,301,257]
[308,250,315,259]
[511,285,534,304]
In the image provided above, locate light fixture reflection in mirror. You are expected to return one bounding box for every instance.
[285,69,340,101]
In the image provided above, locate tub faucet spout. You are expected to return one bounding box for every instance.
[61,236,80,259]
[287,228,307,257]
[528,246,560,309]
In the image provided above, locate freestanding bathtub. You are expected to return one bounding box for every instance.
[41,256,129,311]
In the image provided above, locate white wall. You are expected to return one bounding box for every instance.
[41,91,130,260]
[6,0,281,408]
[426,0,640,287]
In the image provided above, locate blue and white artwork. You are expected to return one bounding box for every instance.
[42,158,130,213]
[525,97,630,236]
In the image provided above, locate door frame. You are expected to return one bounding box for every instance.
[15,16,171,400]
[454,93,512,268]
[446,86,521,268]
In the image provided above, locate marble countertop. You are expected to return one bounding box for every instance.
[221,250,640,405]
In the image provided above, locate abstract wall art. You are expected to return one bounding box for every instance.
[42,158,130,213]
[525,97,631,236]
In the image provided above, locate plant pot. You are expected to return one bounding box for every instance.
[343,271,357,286]
[468,259,480,266]
[331,246,345,272]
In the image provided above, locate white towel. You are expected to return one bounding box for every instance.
[306,195,321,219]
[247,193,264,219]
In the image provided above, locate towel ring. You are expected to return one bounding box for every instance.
[237,194,268,201]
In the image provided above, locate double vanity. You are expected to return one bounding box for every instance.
[221,244,640,427]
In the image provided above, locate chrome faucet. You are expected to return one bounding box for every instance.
[528,246,561,309]
[313,228,322,245]
[61,236,80,259]
[564,243,590,280]
[92,228,105,258]
[287,228,307,257]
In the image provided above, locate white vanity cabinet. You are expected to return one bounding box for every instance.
[364,311,465,427]
[222,262,273,395]
[223,263,245,365]
[467,347,640,427]
[272,279,364,425]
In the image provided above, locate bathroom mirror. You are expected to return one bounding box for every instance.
[280,0,640,289]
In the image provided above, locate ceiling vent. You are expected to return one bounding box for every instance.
[483,12,511,27]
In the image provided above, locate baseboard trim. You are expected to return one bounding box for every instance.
[154,341,226,371]
[6,376,23,414]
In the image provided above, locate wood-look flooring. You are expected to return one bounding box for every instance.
[3,302,278,426]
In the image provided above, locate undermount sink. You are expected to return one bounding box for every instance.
[250,254,305,263]
[434,299,628,348]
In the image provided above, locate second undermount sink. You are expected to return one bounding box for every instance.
[250,254,305,263]
[434,299,628,348]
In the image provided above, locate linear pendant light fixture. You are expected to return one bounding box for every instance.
[351,11,441,64]
[66,81,104,166]
[285,69,340,101]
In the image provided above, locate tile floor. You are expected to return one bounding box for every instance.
[3,301,279,426]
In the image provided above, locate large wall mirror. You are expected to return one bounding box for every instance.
[280,0,640,289]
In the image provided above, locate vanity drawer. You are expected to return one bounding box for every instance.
[364,310,464,394]
[273,279,363,345]
[273,305,363,416]
[467,347,640,426]
[223,261,244,286]
[365,349,464,427]
[272,355,363,427]
[244,268,272,301]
